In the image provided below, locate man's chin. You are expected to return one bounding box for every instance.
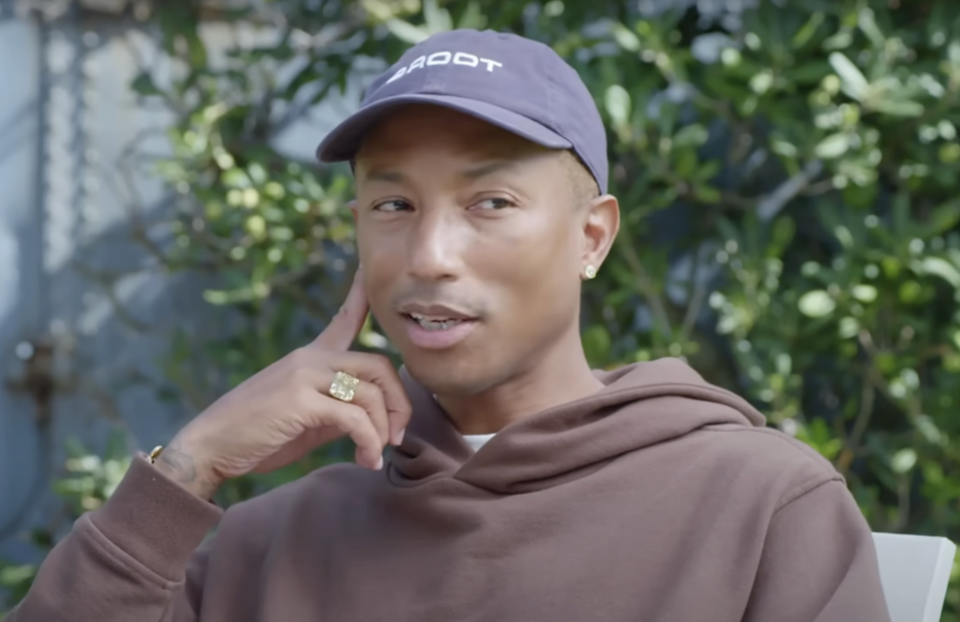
[400,353,496,399]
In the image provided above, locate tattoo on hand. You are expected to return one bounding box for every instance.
[156,439,198,484]
[154,438,221,499]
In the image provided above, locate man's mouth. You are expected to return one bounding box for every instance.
[406,313,472,331]
[398,304,480,349]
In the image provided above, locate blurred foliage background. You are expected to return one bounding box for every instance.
[4,0,960,616]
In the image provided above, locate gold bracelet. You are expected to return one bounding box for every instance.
[148,445,164,464]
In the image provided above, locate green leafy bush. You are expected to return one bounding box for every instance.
[5,0,960,616]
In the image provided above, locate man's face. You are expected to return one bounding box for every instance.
[353,105,606,396]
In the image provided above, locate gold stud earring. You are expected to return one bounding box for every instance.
[583,264,598,280]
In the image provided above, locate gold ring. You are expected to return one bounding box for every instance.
[329,371,360,402]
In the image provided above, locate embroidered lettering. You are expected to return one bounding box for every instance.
[408,55,426,71]
[427,51,452,65]
[453,52,479,67]
[384,50,503,84]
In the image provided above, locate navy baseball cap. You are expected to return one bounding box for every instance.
[315,29,608,194]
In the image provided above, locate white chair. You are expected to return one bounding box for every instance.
[872,532,956,622]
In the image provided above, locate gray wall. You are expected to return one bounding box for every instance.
[0,14,46,565]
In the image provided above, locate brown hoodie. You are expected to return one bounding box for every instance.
[6,358,891,621]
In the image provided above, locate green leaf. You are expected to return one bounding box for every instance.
[675,148,698,178]
[834,225,855,248]
[604,84,632,128]
[386,19,429,43]
[422,0,453,33]
[456,1,486,29]
[612,22,641,51]
[795,418,843,460]
[0,564,37,585]
[870,98,924,117]
[694,185,721,203]
[222,168,251,189]
[949,41,960,67]
[695,159,722,181]
[851,284,877,303]
[792,11,825,49]
[891,448,918,474]
[917,257,960,288]
[814,133,850,159]
[857,7,885,48]
[828,51,869,100]
[798,290,836,318]
[898,280,923,303]
[839,316,859,339]
[749,70,774,95]
[673,124,709,147]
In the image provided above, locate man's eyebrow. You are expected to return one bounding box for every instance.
[363,168,406,183]
[460,160,522,179]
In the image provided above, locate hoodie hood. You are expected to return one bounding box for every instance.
[389,357,767,494]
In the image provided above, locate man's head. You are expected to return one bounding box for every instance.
[317,30,619,399]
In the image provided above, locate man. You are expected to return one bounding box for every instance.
[8,29,891,622]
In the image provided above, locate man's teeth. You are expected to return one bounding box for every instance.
[410,313,463,331]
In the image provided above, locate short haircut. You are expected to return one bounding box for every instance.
[561,150,601,207]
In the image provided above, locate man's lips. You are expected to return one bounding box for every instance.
[397,302,478,322]
[393,300,483,349]
[401,314,478,350]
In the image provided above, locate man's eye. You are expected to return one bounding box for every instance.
[373,199,412,212]
[473,198,513,210]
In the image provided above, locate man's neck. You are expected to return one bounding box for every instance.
[435,331,604,435]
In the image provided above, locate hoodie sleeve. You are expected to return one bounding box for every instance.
[4,456,223,622]
[742,478,892,622]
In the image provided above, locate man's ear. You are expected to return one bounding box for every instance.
[349,199,358,222]
[580,194,620,278]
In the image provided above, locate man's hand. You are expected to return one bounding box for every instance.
[153,267,412,500]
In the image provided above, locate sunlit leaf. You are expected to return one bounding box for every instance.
[612,22,641,51]
[604,84,632,128]
[917,257,960,288]
[828,51,869,100]
[798,290,836,317]
[870,98,924,117]
[851,284,877,303]
[814,133,850,159]
[386,19,430,43]
[891,448,918,474]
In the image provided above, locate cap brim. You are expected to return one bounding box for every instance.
[315,93,572,163]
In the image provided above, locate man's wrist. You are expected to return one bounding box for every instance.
[150,437,223,501]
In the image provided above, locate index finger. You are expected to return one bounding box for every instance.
[313,267,369,351]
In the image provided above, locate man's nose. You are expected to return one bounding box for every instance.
[406,210,465,282]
